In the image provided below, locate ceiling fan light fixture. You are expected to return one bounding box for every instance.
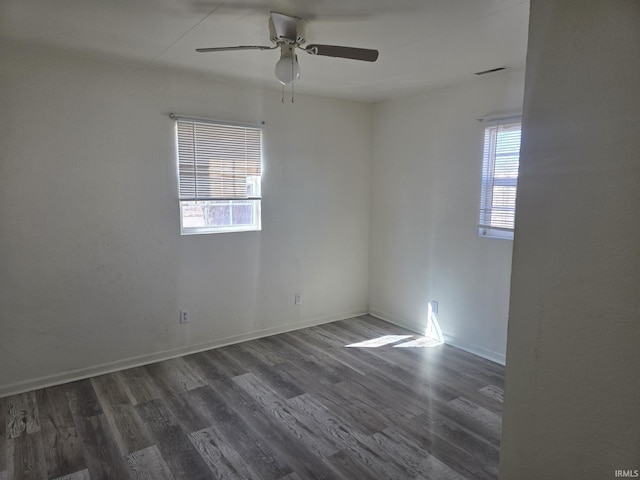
[196,12,378,87]
[275,46,300,85]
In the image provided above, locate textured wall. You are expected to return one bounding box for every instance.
[0,43,371,395]
[370,69,525,363]
[500,1,640,477]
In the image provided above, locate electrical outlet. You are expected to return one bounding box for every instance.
[180,310,190,324]
[295,293,302,305]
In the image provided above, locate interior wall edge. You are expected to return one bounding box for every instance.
[0,308,367,399]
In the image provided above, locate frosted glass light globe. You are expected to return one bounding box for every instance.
[275,56,301,85]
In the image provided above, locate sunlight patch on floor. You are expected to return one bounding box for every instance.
[393,336,443,348]
[345,335,413,348]
[345,334,443,348]
[347,304,445,348]
[423,304,444,346]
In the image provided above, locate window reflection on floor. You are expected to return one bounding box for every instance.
[393,336,443,348]
[345,311,444,348]
[345,335,413,348]
[345,334,444,348]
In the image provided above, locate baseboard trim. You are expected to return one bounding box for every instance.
[368,307,506,365]
[442,334,506,365]
[0,309,367,398]
[367,308,427,335]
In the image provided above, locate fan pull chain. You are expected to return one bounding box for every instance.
[281,84,285,103]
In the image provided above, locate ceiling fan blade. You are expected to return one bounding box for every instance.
[270,12,298,41]
[304,44,379,62]
[196,45,277,53]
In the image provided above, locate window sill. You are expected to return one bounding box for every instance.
[181,225,261,235]
[478,228,514,240]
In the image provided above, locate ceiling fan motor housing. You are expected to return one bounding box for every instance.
[269,14,308,45]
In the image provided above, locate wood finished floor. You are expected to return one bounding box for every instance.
[1,315,505,480]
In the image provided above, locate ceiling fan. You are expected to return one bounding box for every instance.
[196,12,379,86]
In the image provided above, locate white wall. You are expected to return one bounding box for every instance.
[0,43,371,395]
[369,70,525,363]
[499,1,640,478]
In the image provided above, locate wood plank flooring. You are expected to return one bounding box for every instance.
[1,315,505,480]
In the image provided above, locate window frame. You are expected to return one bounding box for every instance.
[172,114,263,235]
[478,118,522,240]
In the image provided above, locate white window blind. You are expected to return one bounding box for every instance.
[479,120,521,239]
[174,115,263,235]
[176,120,262,201]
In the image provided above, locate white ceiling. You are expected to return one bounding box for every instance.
[0,0,530,102]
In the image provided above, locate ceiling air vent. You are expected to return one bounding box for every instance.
[474,67,507,76]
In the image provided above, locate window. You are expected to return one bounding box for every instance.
[479,119,521,240]
[174,115,263,234]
